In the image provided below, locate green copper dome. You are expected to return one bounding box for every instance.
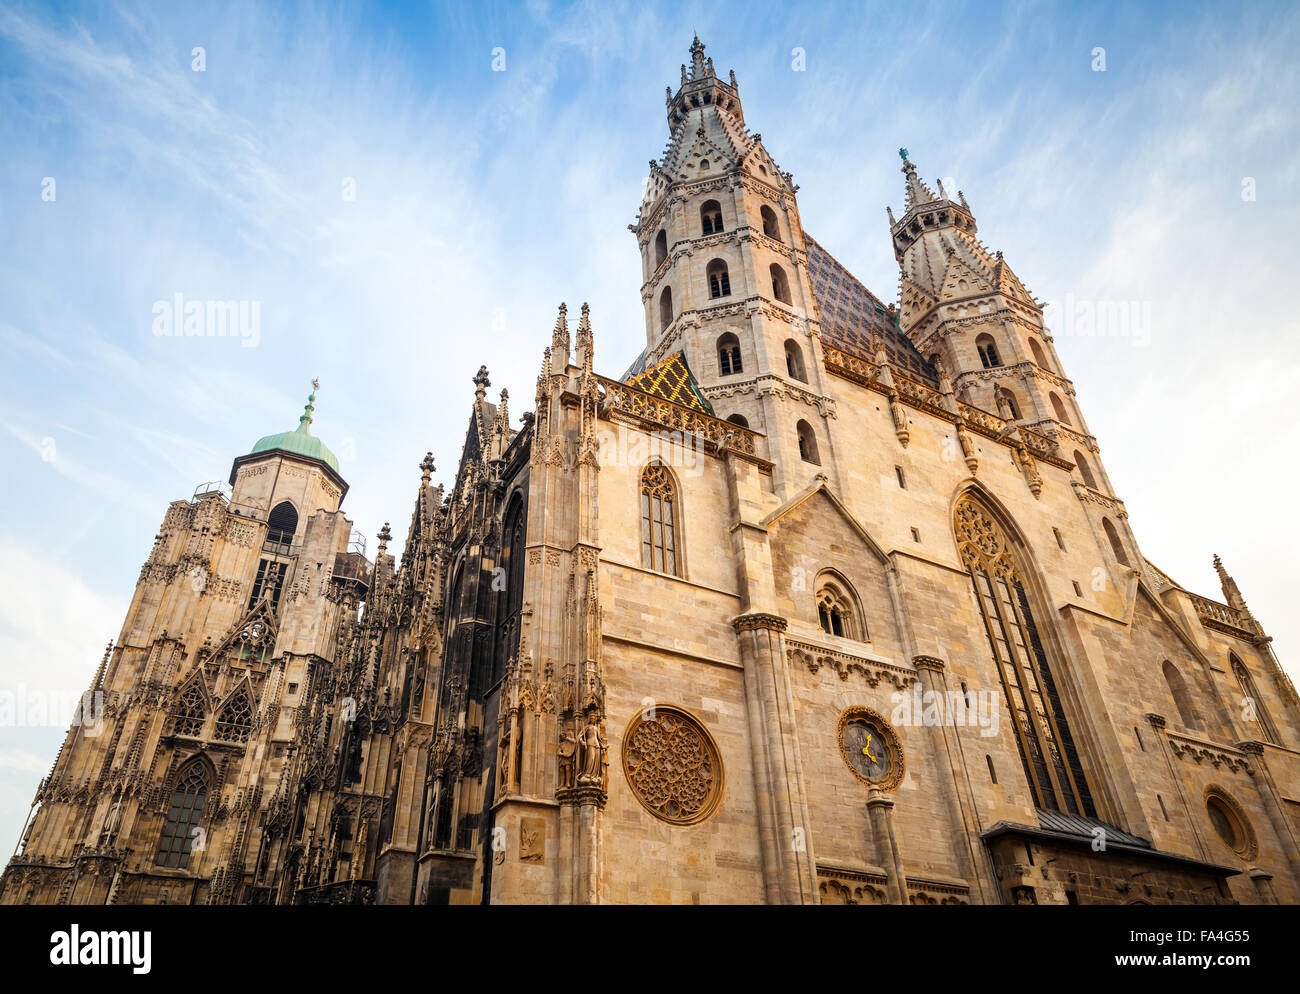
[247,383,340,474]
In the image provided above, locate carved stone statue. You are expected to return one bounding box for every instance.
[557,729,576,789]
[577,717,605,785]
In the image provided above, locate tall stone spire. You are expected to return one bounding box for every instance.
[551,302,570,365]
[898,148,941,211]
[1213,553,1252,615]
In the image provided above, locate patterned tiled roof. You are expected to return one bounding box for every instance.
[1143,558,1183,590]
[624,351,715,415]
[805,234,939,388]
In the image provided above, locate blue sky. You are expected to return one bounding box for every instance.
[1,0,1298,854]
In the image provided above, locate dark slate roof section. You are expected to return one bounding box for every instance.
[983,810,1240,877]
[621,346,649,381]
[1035,808,1151,849]
[805,234,939,388]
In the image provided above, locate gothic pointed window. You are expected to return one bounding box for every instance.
[976,334,1002,368]
[700,200,724,235]
[784,339,807,382]
[1103,517,1129,566]
[247,557,287,611]
[707,259,732,298]
[1231,654,1277,744]
[214,687,253,744]
[796,420,820,464]
[1073,450,1098,489]
[718,332,742,375]
[770,263,792,304]
[726,414,749,429]
[155,760,210,868]
[654,229,668,268]
[1029,337,1049,369]
[659,286,674,333]
[816,573,863,640]
[1162,661,1203,732]
[954,494,1097,817]
[640,463,679,576]
[1050,392,1071,425]
[761,205,781,240]
[998,388,1021,421]
[265,501,298,554]
[494,495,526,687]
[171,678,208,737]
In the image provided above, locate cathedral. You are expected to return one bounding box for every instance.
[5,37,1298,906]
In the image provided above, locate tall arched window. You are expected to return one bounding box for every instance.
[1050,392,1071,425]
[770,264,792,304]
[495,495,527,686]
[654,229,668,268]
[1232,654,1277,744]
[1162,660,1203,731]
[976,334,1002,368]
[659,286,673,333]
[707,258,731,299]
[726,413,749,428]
[214,686,253,743]
[761,205,780,239]
[640,463,679,576]
[700,200,723,235]
[1029,338,1049,368]
[784,339,807,382]
[265,500,298,554]
[156,759,211,868]
[1073,450,1098,489]
[796,420,820,464]
[717,332,742,375]
[954,494,1097,817]
[1102,517,1129,566]
[816,572,864,640]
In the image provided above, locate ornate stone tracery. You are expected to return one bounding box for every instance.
[621,705,723,825]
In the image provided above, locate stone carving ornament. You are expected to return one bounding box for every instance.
[621,705,723,825]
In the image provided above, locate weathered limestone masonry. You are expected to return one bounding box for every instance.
[4,37,1298,906]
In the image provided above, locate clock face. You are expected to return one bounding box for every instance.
[842,719,890,781]
[837,706,903,791]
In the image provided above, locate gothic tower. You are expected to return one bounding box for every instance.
[631,35,839,497]
[2,386,366,905]
[889,151,1140,577]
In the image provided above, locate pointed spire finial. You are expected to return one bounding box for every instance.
[298,379,319,432]
[551,302,570,364]
[420,452,435,484]
[377,522,392,553]
[473,366,491,403]
[689,34,708,80]
[576,302,594,372]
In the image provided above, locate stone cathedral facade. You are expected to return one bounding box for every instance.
[5,38,1299,906]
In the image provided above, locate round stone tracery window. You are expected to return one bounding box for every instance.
[1205,788,1257,859]
[622,705,724,825]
